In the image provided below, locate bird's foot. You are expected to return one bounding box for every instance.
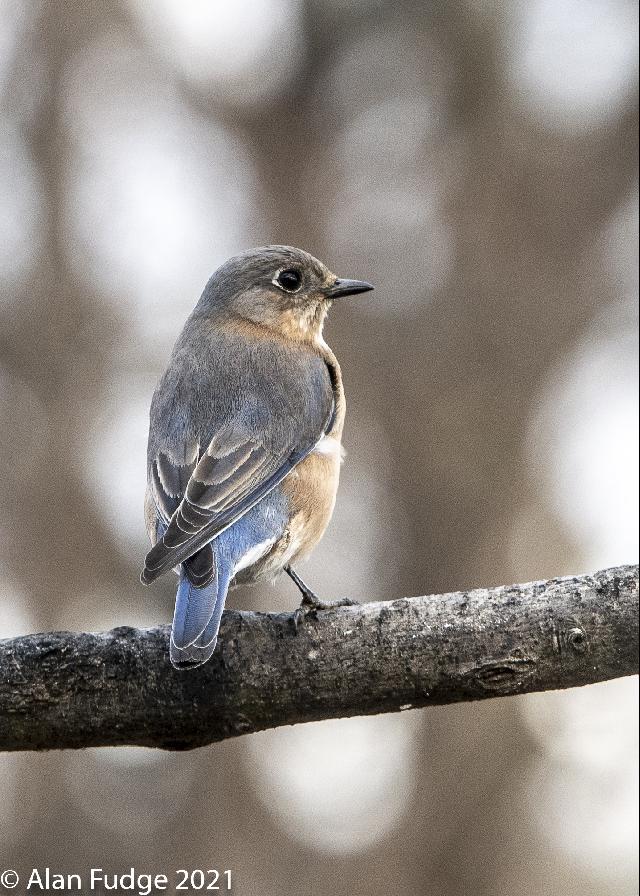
[286,566,359,630]
[300,590,360,612]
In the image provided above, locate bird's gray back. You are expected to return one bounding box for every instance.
[148,310,332,469]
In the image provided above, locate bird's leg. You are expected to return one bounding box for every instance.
[285,565,359,629]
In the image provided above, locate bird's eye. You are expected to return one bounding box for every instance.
[275,268,302,293]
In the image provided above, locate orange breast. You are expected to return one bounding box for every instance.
[281,435,343,563]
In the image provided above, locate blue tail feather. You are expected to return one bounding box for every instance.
[169,581,227,669]
[168,492,289,670]
[171,569,219,649]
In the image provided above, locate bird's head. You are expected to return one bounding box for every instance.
[196,245,373,345]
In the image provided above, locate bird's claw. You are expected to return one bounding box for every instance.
[292,593,360,632]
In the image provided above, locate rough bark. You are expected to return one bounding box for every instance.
[0,564,637,751]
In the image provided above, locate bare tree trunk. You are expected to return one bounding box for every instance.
[0,564,637,751]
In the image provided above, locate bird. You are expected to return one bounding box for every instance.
[141,245,373,669]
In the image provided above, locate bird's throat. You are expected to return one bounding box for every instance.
[279,302,328,346]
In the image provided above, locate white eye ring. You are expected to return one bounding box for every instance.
[273,268,303,293]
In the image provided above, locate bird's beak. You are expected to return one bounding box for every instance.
[325,278,374,299]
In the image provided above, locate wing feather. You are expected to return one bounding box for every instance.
[142,438,313,583]
[151,449,198,523]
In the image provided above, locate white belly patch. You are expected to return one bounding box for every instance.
[313,435,343,460]
[234,538,276,575]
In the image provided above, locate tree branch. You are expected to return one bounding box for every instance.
[0,564,637,751]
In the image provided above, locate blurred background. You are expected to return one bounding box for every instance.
[0,1,638,894]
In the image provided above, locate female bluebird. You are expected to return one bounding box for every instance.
[141,246,373,668]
